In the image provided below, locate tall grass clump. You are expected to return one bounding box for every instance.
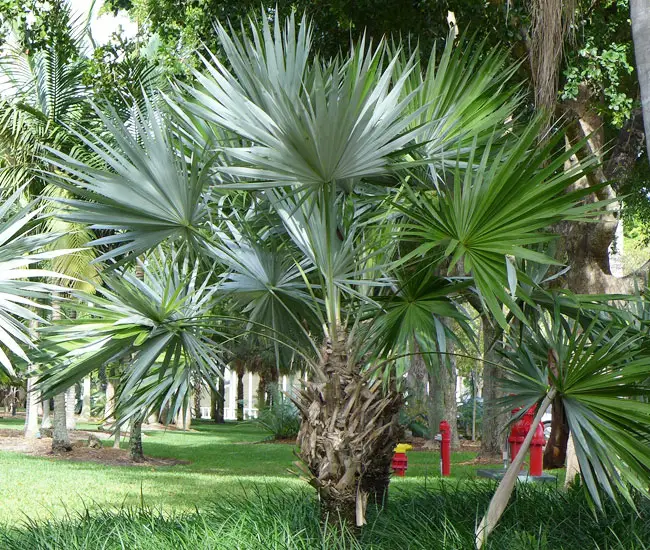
[2,483,649,549]
[256,398,302,441]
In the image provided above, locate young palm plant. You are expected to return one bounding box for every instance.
[41,13,606,527]
[476,306,650,547]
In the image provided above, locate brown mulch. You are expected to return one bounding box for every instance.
[0,429,189,468]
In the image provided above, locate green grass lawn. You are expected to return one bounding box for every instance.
[0,416,532,526]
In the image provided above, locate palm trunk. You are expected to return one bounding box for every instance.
[79,376,92,420]
[216,376,225,423]
[257,370,268,410]
[65,385,76,430]
[193,379,202,419]
[210,387,218,421]
[441,321,460,449]
[113,427,121,449]
[52,391,71,452]
[543,396,569,468]
[480,319,506,458]
[294,335,402,526]
[564,432,581,487]
[176,403,191,430]
[236,369,245,421]
[24,377,40,438]
[129,416,144,462]
[41,397,52,429]
[476,391,555,548]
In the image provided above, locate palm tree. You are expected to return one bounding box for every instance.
[39,14,611,526]
[476,306,650,546]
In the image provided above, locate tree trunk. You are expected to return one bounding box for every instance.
[193,379,202,420]
[210,387,218,421]
[632,0,650,162]
[24,377,40,439]
[113,426,121,449]
[471,368,478,441]
[65,385,76,430]
[176,403,191,430]
[52,392,71,453]
[41,397,52,430]
[216,376,225,423]
[294,335,402,526]
[480,319,506,458]
[441,320,460,449]
[564,433,581,487]
[236,369,245,421]
[543,396,569,469]
[257,370,268,410]
[79,376,92,420]
[129,416,144,462]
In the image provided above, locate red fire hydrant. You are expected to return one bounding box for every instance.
[439,420,451,477]
[529,422,545,476]
[391,443,412,476]
[508,406,546,476]
[508,407,525,461]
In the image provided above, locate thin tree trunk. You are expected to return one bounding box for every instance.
[41,397,52,429]
[476,391,556,548]
[52,391,71,453]
[564,432,581,487]
[79,376,92,420]
[480,319,506,458]
[129,416,144,462]
[65,385,76,430]
[216,376,225,423]
[236,369,245,421]
[210,387,217,421]
[471,368,478,442]
[104,379,115,424]
[24,377,40,439]
[257,370,267,410]
[632,0,650,162]
[176,403,191,430]
[543,396,569,469]
[113,427,121,449]
[193,379,202,419]
[441,320,460,449]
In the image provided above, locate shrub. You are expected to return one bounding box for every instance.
[256,398,301,440]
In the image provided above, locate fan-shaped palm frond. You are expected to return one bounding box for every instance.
[0,191,69,376]
[399,31,521,184]
[499,312,650,510]
[401,119,603,326]
[181,12,423,191]
[44,101,211,263]
[37,248,225,421]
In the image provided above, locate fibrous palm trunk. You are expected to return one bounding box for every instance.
[52,392,71,453]
[65,385,77,430]
[543,396,569,468]
[129,416,144,462]
[294,335,402,527]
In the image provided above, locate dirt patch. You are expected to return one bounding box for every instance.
[0,429,189,468]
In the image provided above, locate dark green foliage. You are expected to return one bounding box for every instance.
[1,484,649,549]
